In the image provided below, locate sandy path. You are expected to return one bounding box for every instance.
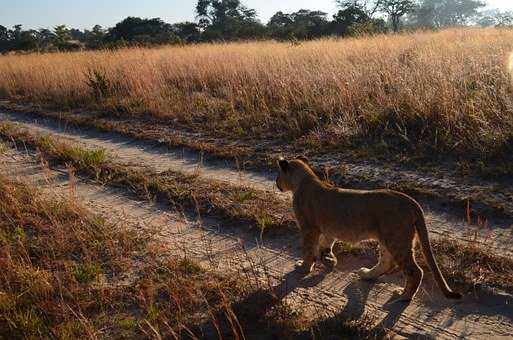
[1,110,512,255]
[1,129,512,338]
[3,102,512,221]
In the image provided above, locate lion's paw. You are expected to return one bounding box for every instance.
[295,260,313,274]
[321,253,338,269]
[357,267,377,281]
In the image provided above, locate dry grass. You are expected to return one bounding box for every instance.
[0,174,266,338]
[0,175,139,337]
[1,28,513,161]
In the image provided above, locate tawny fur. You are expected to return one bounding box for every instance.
[276,157,461,302]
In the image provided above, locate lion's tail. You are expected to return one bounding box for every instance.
[414,207,462,299]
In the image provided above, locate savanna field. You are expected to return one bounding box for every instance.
[3,27,513,338]
[1,28,513,162]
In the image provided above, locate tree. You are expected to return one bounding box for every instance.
[332,1,371,36]
[478,10,513,28]
[349,17,387,35]
[336,0,382,17]
[292,10,330,38]
[196,0,265,40]
[84,25,106,49]
[267,10,329,40]
[53,25,71,49]
[378,0,416,32]
[333,1,389,36]
[196,0,257,27]
[36,28,56,50]
[17,29,39,51]
[172,22,202,43]
[0,25,8,41]
[107,17,178,45]
[69,28,85,41]
[11,25,23,44]
[267,11,294,39]
[0,25,9,52]
[411,0,485,28]
[0,25,37,52]
[495,11,513,27]
[2,25,38,51]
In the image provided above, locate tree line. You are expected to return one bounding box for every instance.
[1,0,512,53]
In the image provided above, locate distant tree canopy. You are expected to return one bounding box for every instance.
[83,25,107,49]
[379,0,417,32]
[106,17,179,45]
[0,0,510,54]
[172,22,202,42]
[477,10,513,27]
[332,3,370,36]
[411,0,486,28]
[196,0,267,40]
[268,10,330,40]
[332,1,387,36]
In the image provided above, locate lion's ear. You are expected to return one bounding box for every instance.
[278,158,289,172]
[296,155,309,165]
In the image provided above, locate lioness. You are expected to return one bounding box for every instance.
[276,156,462,302]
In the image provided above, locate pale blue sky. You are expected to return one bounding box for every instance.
[1,0,513,30]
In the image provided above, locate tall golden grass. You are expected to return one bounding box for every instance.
[1,28,513,158]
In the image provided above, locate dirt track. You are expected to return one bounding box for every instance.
[1,110,512,255]
[1,110,513,339]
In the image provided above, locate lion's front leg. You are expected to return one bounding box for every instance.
[319,234,337,269]
[295,228,320,274]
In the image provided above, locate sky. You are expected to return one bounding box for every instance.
[1,0,513,30]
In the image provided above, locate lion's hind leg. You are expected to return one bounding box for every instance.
[389,244,423,303]
[358,245,396,281]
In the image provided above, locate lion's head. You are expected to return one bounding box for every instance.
[276,155,315,192]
